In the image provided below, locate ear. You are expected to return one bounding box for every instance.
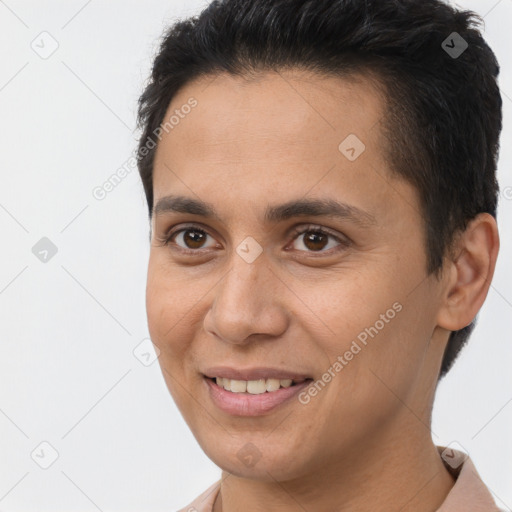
[436,213,500,331]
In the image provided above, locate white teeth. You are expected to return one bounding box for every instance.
[266,378,281,392]
[230,379,247,393]
[247,379,266,394]
[214,377,299,394]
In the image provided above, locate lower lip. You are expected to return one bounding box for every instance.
[204,377,312,416]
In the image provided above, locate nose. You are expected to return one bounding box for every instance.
[203,254,289,345]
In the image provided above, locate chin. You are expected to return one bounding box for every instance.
[199,435,311,482]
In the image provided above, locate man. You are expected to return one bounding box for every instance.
[136,0,503,510]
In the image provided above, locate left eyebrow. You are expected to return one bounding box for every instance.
[152,194,376,228]
[264,198,376,228]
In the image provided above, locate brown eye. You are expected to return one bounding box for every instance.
[181,229,208,249]
[289,225,350,254]
[301,231,329,251]
[166,227,218,252]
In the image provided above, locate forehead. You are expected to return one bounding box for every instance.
[151,70,408,226]
[156,69,385,164]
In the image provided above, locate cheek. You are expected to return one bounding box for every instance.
[145,266,201,410]
[337,287,438,408]
[146,260,189,355]
[306,264,431,389]
[145,270,170,346]
[304,273,399,344]
[145,257,213,371]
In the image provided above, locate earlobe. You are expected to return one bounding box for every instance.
[436,213,499,331]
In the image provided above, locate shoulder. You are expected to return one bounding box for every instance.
[176,480,221,512]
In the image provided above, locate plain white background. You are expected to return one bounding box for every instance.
[0,0,510,510]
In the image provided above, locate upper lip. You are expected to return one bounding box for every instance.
[203,366,313,382]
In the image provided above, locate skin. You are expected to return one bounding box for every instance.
[145,70,499,512]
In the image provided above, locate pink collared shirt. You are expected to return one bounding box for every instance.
[177,447,502,511]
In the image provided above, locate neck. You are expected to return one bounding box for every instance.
[213,426,455,512]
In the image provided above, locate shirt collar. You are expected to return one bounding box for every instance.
[435,445,501,511]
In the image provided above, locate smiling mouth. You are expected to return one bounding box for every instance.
[205,376,314,394]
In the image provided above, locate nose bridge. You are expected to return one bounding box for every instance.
[219,251,270,321]
[219,231,270,310]
[227,254,263,302]
[204,249,287,344]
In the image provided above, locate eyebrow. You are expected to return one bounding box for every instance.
[152,194,376,227]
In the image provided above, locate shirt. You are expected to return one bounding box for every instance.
[177,446,502,511]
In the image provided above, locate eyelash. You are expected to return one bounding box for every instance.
[157,223,351,256]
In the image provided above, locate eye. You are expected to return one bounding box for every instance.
[160,225,219,254]
[287,224,350,254]
[158,223,350,256]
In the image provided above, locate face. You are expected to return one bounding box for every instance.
[146,70,449,482]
